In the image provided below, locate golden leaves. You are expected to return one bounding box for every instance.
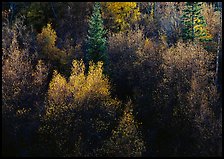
[41,59,121,156]
[201,3,221,37]
[37,23,67,63]
[46,60,112,116]
[16,108,31,117]
[48,70,68,103]
[106,100,146,157]
[37,23,57,47]
[101,2,140,32]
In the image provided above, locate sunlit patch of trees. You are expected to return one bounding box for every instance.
[2,2,222,157]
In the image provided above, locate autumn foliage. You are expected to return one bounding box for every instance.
[101,2,140,32]
[2,2,222,157]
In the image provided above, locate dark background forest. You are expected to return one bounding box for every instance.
[2,2,222,157]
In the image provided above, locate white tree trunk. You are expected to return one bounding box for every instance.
[215,2,222,88]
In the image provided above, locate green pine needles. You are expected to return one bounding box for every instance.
[181,2,212,42]
[86,2,108,65]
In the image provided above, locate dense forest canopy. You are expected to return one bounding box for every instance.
[2,2,222,157]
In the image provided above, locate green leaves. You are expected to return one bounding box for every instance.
[181,2,212,42]
[86,2,108,65]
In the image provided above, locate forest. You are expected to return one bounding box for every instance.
[2,2,222,157]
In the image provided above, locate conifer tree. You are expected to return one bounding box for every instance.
[181,2,212,42]
[86,2,107,65]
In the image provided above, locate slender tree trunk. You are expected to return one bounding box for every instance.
[51,2,57,19]
[215,2,222,89]
[9,2,14,25]
[154,2,156,19]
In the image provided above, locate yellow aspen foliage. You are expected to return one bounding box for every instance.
[37,23,66,63]
[68,60,110,102]
[48,70,69,107]
[102,100,145,157]
[86,61,110,96]
[193,19,213,41]
[70,59,85,77]
[101,2,140,32]
[68,60,86,99]
[47,60,112,115]
[113,107,136,138]
[16,108,31,118]
[40,60,121,156]
[37,23,57,48]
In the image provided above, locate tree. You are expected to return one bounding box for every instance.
[107,29,145,99]
[155,42,221,156]
[181,2,212,42]
[214,2,222,89]
[2,17,49,156]
[86,2,107,66]
[22,2,54,32]
[37,23,56,47]
[37,23,70,74]
[39,59,121,156]
[54,2,93,43]
[200,2,222,88]
[101,100,146,157]
[101,2,140,32]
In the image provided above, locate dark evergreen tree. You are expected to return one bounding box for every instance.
[181,2,212,42]
[86,2,107,65]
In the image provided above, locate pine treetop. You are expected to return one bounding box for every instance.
[86,2,108,65]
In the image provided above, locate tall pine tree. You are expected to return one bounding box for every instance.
[181,2,212,42]
[86,2,107,65]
